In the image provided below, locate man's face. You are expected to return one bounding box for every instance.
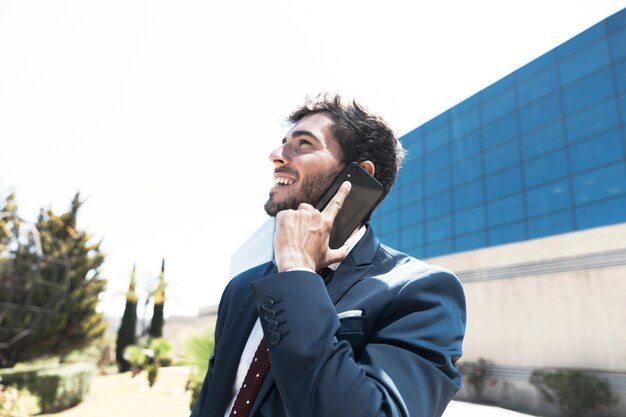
[264,112,344,216]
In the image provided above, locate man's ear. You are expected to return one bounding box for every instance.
[359,160,375,177]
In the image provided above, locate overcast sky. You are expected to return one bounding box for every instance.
[1,0,624,318]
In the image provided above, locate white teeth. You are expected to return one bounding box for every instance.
[275,177,294,185]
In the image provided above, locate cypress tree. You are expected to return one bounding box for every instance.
[116,265,138,372]
[148,258,165,338]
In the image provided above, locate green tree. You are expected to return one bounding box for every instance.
[0,193,107,366]
[148,259,165,338]
[116,265,138,372]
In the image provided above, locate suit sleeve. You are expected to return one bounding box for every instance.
[250,268,466,417]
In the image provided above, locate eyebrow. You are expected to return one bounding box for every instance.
[282,130,323,145]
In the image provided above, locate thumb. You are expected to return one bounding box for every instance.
[326,244,350,265]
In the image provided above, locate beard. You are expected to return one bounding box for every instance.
[264,166,343,216]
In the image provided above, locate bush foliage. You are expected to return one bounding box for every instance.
[530,369,617,417]
[0,363,95,413]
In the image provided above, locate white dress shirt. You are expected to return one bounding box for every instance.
[224,226,366,417]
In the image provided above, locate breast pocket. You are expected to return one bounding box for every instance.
[336,316,367,359]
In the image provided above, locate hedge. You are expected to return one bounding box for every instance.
[0,363,95,413]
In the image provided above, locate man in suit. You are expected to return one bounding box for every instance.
[191,95,466,417]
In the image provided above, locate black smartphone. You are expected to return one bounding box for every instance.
[314,162,384,249]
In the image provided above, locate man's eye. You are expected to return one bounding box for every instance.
[299,139,312,146]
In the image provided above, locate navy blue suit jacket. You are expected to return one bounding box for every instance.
[191,226,466,417]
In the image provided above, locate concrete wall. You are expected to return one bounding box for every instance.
[427,222,626,416]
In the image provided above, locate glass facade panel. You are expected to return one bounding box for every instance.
[455,231,486,252]
[372,10,626,259]
[451,108,479,138]
[559,39,610,85]
[451,131,481,161]
[488,195,524,226]
[455,206,484,235]
[522,121,564,159]
[526,181,570,217]
[528,211,574,239]
[425,145,450,174]
[453,155,482,185]
[517,67,559,107]
[454,179,483,210]
[486,167,522,200]
[482,90,515,123]
[565,97,619,143]
[488,222,526,246]
[569,129,624,173]
[524,150,568,187]
[485,141,519,174]
[562,68,614,114]
[519,94,560,134]
[426,192,452,219]
[573,163,626,204]
[483,113,518,148]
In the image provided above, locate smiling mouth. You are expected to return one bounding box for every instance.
[274,177,295,186]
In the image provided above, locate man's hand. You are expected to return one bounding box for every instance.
[274,181,352,273]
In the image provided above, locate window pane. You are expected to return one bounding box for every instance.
[426,192,452,219]
[516,51,556,82]
[453,155,482,186]
[488,195,524,226]
[565,98,619,143]
[454,179,484,210]
[528,211,574,239]
[485,141,519,174]
[569,128,624,173]
[486,167,522,200]
[577,195,626,229]
[615,58,626,93]
[426,240,453,258]
[401,201,423,226]
[558,24,605,59]
[425,169,450,196]
[482,89,515,124]
[401,223,423,248]
[519,94,561,133]
[455,206,485,235]
[381,231,400,248]
[402,179,423,204]
[488,222,526,246]
[522,121,564,160]
[455,231,487,252]
[402,128,423,157]
[425,145,450,174]
[379,210,400,234]
[452,131,481,161]
[562,68,613,114]
[483,113,518,148]
[524,150,568,188]
[451,108,479,138]
[426,216,452,242]
[517,67,559,107]
[573,163,626,204]
[526,181,571,217]
[424,124,449,153]
[609,27,626,60]
[481,76,514,101]
[559,39,610,85]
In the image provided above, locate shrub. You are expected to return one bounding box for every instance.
[183,331,214,410]
[0,363,94,413]
[457,357,493,401]
[530,369,617,417]
[0,384,40,417]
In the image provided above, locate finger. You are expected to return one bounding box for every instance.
[325,244,350,265]
[322,181,351,220]
[297,202,315,211]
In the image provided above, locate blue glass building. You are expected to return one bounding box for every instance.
[372,8,626,260]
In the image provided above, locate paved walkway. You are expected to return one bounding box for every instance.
[40,367,539,417]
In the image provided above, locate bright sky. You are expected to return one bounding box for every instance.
[1,0,624,318]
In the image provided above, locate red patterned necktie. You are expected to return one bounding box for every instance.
[229,338,271,417]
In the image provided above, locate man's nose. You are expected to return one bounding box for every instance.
[269,144,289,167]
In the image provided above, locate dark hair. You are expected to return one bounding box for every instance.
[288,94,405,199]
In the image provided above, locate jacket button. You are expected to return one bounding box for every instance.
[267,320,278,332]
[269,332,280,346]
[262,298,274,310]
[263,309,276,321]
